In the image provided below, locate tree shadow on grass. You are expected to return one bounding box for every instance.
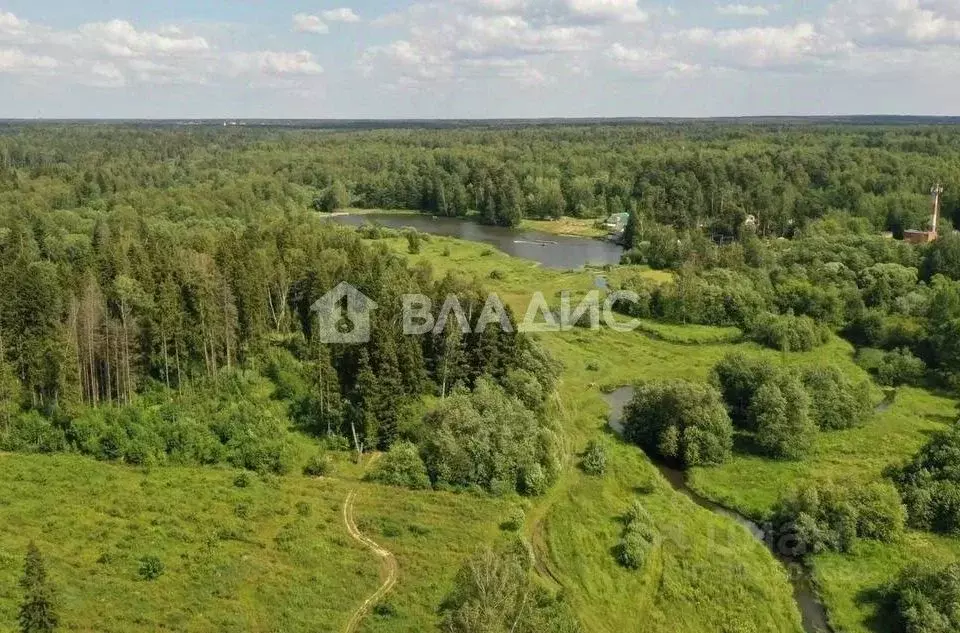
[855,584,899,633]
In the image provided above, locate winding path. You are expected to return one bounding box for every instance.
[342,490,399,633]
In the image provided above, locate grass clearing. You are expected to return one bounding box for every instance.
[0,453,510,633]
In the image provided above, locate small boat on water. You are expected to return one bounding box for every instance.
[513,239,558,246]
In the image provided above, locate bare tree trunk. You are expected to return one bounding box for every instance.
[161,324,170,390]
[104,327,112,404]
[350,418,364,462]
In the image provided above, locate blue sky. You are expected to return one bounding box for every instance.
[1,1,958,118]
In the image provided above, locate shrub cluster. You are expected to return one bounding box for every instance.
[367,441,431,490]
[713,354,873,460]
[773,481,906,554]
[622,380,733,468]
[616,500,659,570]
[888,563,960,633]
[1,371,297,474]
[891,426,960,534]
[746,312,831,352]
[442,542,583,633]
[580,439,607,476]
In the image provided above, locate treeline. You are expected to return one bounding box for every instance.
[0,204,556,474]
[2,124,960,231]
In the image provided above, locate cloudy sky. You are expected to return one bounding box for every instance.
[1,0,959,118]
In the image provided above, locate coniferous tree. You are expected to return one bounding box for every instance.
[18,543,58,633]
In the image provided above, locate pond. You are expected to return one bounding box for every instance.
[326,212,624,270]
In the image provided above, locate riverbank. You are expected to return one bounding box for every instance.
[520,217,608,238]
[325,208,611,239]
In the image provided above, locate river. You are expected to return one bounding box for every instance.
[326,212,624,270]
[604,387,832,633]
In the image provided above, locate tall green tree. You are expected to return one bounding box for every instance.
[18,543,58,633]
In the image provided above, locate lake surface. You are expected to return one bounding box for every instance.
[604,387,832,633]
[327,213,624,270]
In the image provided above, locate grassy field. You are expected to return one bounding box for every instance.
[0,453,511,633]
[520,217,608,238]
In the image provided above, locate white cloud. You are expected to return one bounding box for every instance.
[87,62,126,87]
[322,8,362,23]
[293,13,330,34]
[78,20,211,57]
[606,42,698,76]
[0,11,325,88]
[0,47,58,73]
[229,50,324,76]
[0,11,25,36]
[824,0,960,47]
[564,0,648,24]
[716,4,771,17]
[676,22,845,69]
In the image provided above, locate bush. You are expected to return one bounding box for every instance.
[773,481,905,555]
[367,441,431,490]
[747,312,829,352]
[420,378,559,495]
[3,412,66,454]
[500,506,525,531]
[892,426,960,534]
[712,353,778,430]
[876,348,927,387]
[303,452,333,477]
[622,380,733,468]
[888,563,960,633]
[441,544,583,632]
[521,464,548,497]
[750,371,816,460]
[581,439,607,475]
[801,365,873,430]
[616,500,659,570]
[137,556,164,581]
[233,472,252,488]
[405,229,422,254]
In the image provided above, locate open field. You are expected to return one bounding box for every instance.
[0,453,510,633]
[520,217,608,238]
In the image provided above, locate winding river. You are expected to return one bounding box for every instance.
[604,387,833,633]
[327,212,624,270]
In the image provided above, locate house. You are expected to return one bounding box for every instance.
[602,212,630,234]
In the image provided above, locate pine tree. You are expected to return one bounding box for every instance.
[623,207,640,249]
[19,543,58,633]
[0,329,21,437]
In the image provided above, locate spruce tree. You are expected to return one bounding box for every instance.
[623,207,640,250]
[19,543,58,633]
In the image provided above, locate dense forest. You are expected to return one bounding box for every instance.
[3,123,960,232]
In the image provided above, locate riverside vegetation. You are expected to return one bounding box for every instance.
[0,122,959,633]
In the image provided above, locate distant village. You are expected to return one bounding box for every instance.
[602,183,948,246]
